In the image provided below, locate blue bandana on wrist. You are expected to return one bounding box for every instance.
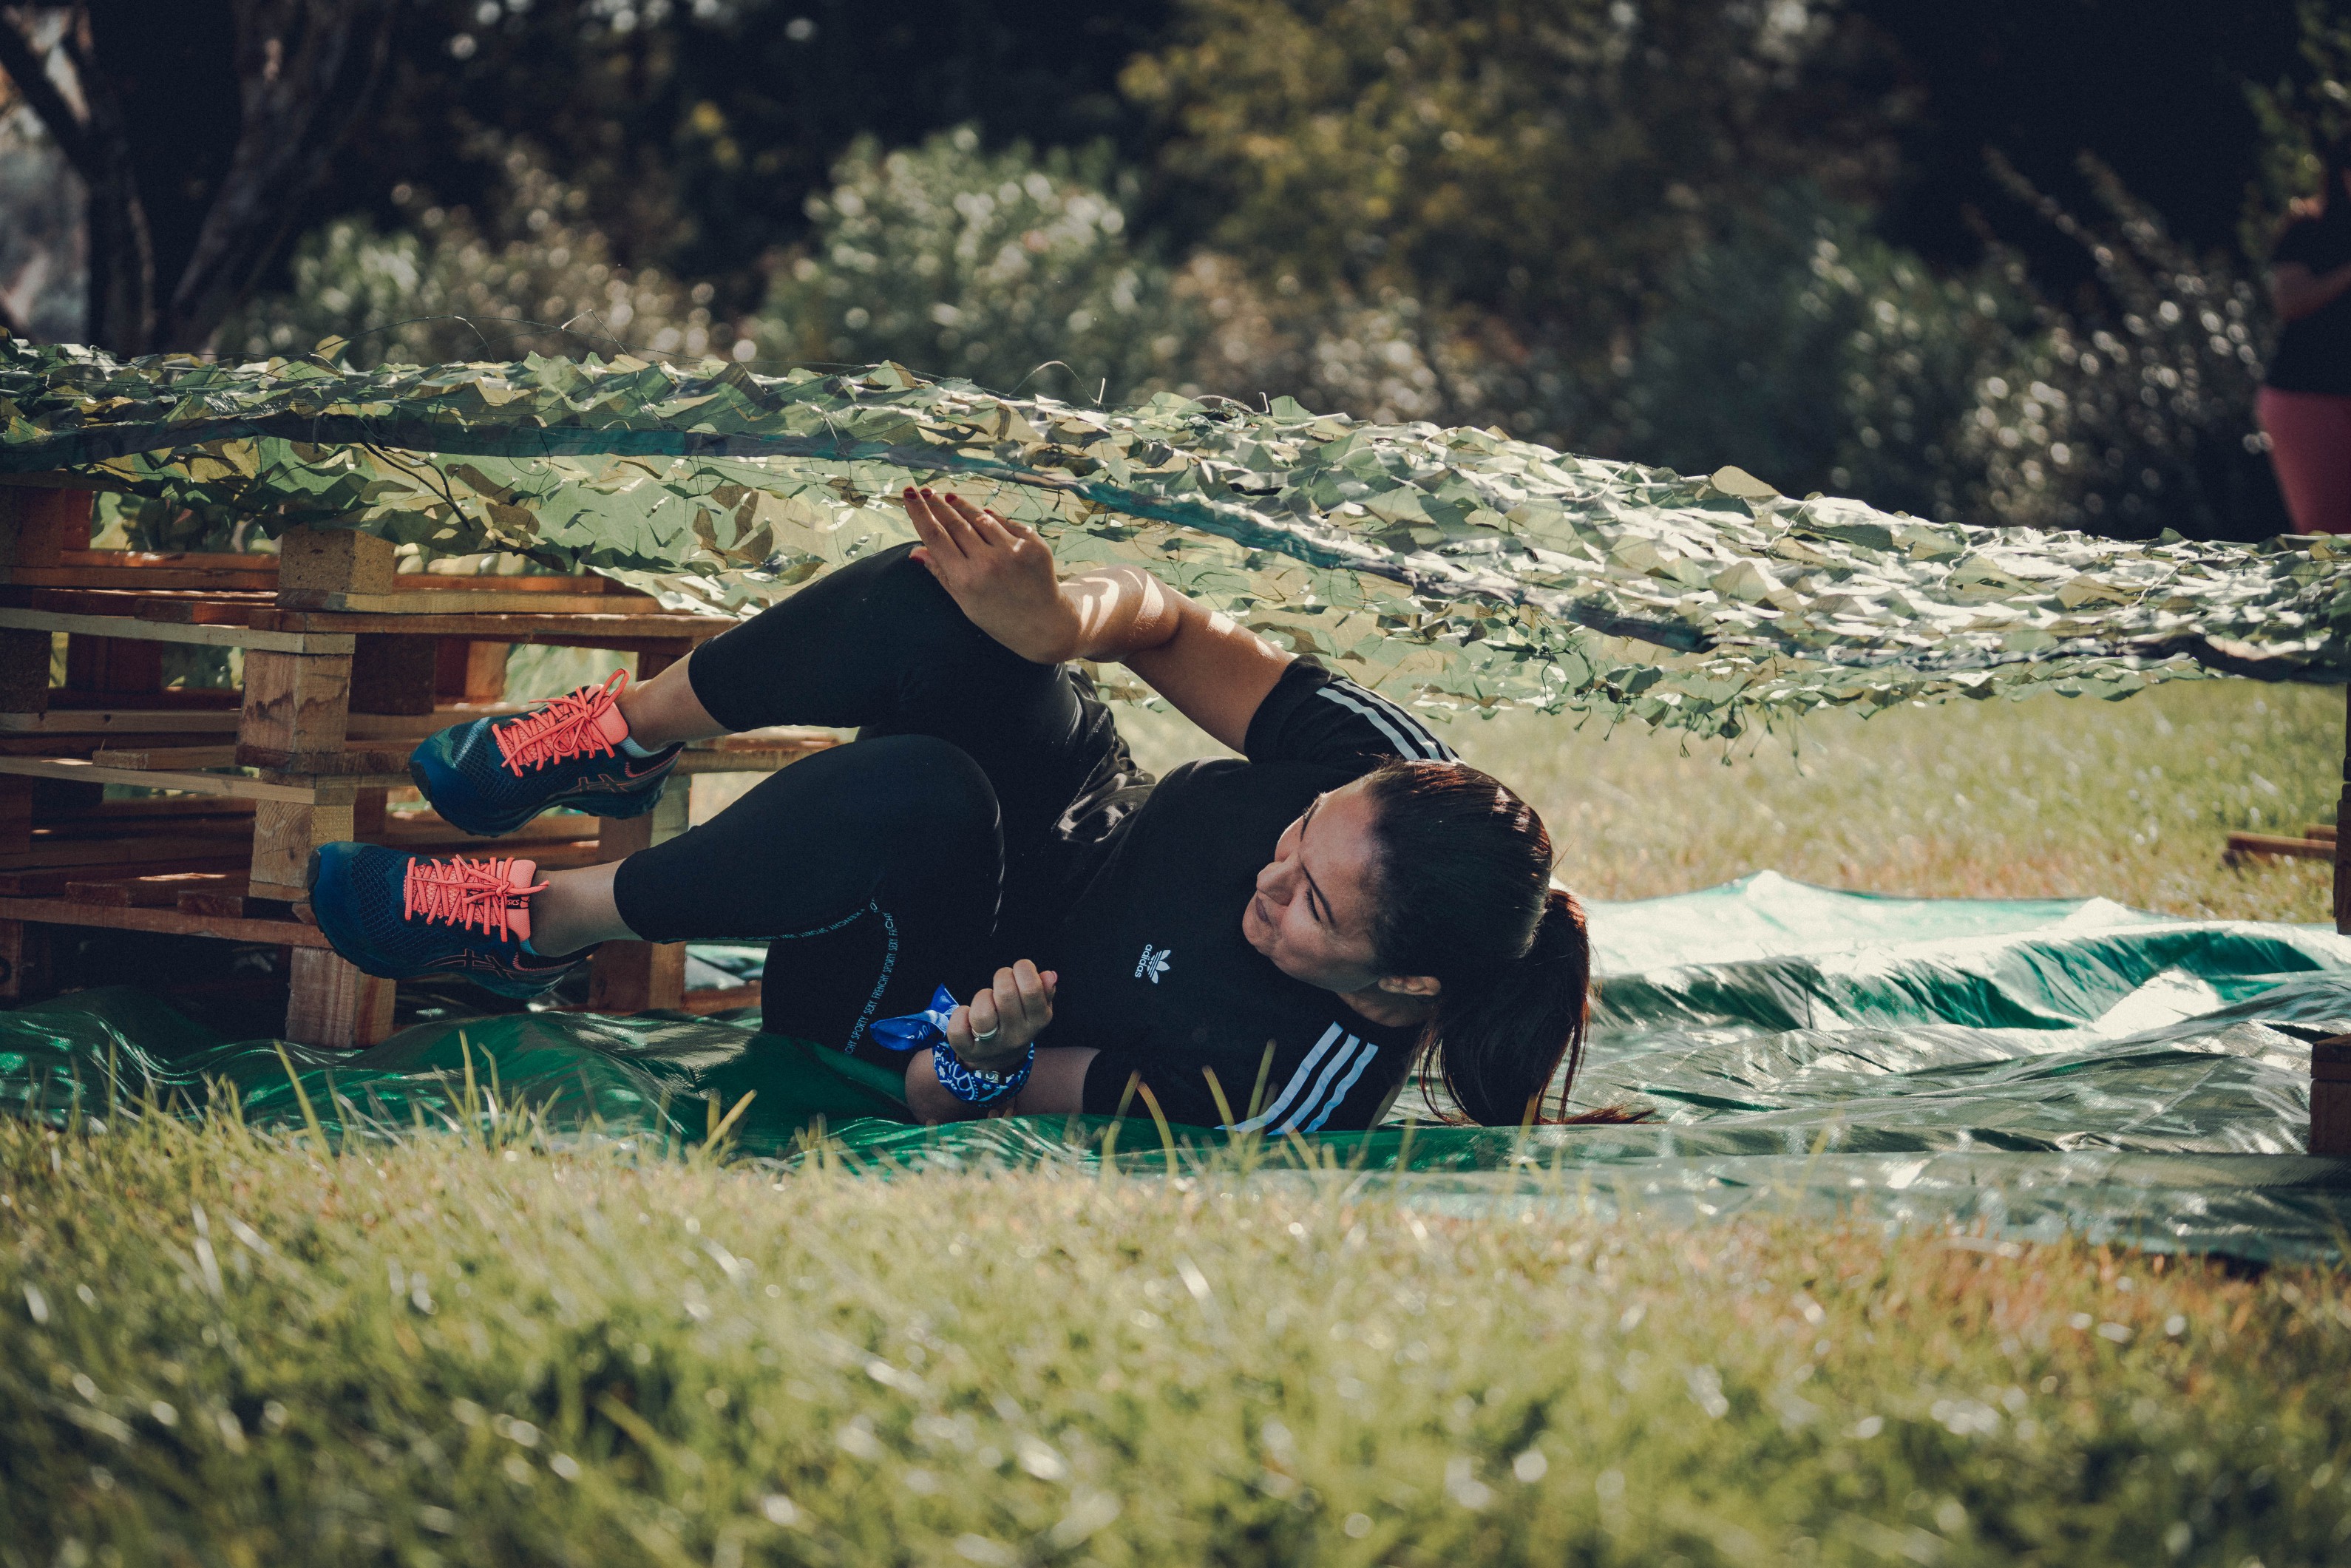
[867,984,1037,1106]
[932,1038,1036,1105]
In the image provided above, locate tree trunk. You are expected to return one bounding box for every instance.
[157,0,398,352]
[0,1,397,355]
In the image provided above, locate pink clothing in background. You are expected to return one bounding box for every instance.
[2259,385,2351,534]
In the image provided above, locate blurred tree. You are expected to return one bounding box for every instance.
[1610,185,2035,517]
[0,69,84,339]
[314,0,1168,318]
[212,148,716,375]
[1122,0,1901,374]
[1856,0,2308,285]
[1961,157,2282,541]
[751,127,1197,403]
[0,1,398,352]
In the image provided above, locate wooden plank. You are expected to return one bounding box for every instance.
[0,626,49,715]
[65,634,164,695]
[284,947,398,1048]
[238,648,353,761]
[353,787,388,843]
[249,787,359,895]
[0,588,271,625]
[278,588,651,615]
[401,572,622,595]
[2316,1034,2351,1158]
[0,778,27,857]
[349,702,526,739]
[2337,685,2350,939]
[63,550,272,572]
[1,549,632,597]
[239,744,414,775]
[0,756,322,801]
[89,744,238,770]
[179,883,286,920]
[0,606,352,654]
[351,634,441,715]
[0,713,243,736]
[2316,1080,2351,1158]
[677,982,761,1017]
[0,733,250,760]
[64,870,247,908]
[24,796,254,823]
[0,919,52,1001]
[52,686,242,711]
[5,842,249,877]
[675,736,836,774]
[278,526,397,598]
[377,810,601,848]
[2307,824,2340,844]
[435,639,511,702]
[588,780,692,1011]
[0,565,278,591]
[2224,831,2335,864]
[251,607,719,648]
[0,486,92,567]
[0,895,333,947]
[588,942,687,1014]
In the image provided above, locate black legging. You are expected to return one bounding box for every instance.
[611,544,1141,1055]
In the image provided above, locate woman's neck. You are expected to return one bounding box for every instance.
[1339,983,1438,1031]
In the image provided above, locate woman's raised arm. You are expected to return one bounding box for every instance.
[902,488,1292,752]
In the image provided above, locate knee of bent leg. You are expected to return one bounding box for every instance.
[856,733,999,841]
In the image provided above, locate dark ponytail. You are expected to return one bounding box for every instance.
[1358,760,1594,1125]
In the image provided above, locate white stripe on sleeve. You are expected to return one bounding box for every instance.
[1301,1042,1380,1132]
[1229,1023,1347,1131]
[1317,687,1439,761]
[1354,685,1456,761]
[1278,1032,1366,1133]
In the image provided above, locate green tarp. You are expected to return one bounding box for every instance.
[7,874,2350,1260]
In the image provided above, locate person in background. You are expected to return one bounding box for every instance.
[2262,135,2351,534]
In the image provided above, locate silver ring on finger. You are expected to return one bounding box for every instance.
[973,1025,1001,1043]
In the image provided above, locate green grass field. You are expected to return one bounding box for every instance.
[9,675,2351,1564]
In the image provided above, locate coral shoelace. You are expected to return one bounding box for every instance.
[492,668,630,776]
[401,855,547,941]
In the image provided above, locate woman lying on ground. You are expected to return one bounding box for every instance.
[309,489,1592,1131]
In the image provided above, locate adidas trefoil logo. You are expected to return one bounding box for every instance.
[1134,943,1172,983]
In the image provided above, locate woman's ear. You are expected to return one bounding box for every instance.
[1377,973,1442,998]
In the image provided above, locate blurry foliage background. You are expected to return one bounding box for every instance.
[7,0,2351,543]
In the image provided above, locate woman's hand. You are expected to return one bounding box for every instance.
[943,959,1059,1070]
[902,487,1085,665]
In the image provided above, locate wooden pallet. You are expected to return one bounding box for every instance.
[2223,824,2337,866]
[0,480,820,1046]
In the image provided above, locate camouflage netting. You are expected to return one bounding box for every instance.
[6,338,2347,737]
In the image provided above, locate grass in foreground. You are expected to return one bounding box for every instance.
[16,662,2339,1564]
[4,1113,2350,1567]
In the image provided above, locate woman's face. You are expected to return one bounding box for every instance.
[1241,780,1391,993]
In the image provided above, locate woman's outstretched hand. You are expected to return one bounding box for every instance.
[902,487,1084,665]
[944,959,1059,1070]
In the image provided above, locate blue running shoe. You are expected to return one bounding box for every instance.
[409,669,681,837]
[307,843,589,999]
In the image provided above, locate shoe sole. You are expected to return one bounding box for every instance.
[409,753,675,838]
